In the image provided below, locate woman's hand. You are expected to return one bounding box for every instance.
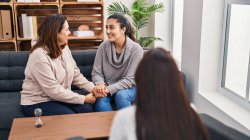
[84,93,96,104]
[93,84,109,98]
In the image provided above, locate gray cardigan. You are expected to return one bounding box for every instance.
[92,37,143,94]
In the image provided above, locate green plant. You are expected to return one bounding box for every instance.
[107,0,165,47]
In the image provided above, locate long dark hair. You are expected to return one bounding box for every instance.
[135,48,208,140]
[31,14,66,58]
[108,13,136,42]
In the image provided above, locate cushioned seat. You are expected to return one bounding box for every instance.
[200,114,250,140]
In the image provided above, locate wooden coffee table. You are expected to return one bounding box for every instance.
[9,111,116,140]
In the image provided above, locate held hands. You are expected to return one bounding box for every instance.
[84,93,96,104]
[93,84,109,98]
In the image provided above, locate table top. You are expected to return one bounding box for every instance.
[9,111,116,140]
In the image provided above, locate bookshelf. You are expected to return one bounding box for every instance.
[0,0,104,51]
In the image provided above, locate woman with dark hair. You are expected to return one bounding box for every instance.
[109,48,208,140]
[21,14,96,116]
[92,13,143,111]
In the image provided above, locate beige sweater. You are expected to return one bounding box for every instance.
[21,46,95,105]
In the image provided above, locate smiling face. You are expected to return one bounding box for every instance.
[106,18,126,42]
[57,20,71,46]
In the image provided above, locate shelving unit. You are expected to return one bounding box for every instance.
[61,1,103,50]
[0,0,104,51]
[15,3,59,50]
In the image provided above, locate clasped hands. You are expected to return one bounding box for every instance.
[93,84,109,98]
[84,84,109,104]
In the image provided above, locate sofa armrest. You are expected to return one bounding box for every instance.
[200,114,250,140]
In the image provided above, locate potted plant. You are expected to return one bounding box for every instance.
[107,0,165,48]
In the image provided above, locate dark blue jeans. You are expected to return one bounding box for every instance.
[21,101,94,117]
[95,87,136,112]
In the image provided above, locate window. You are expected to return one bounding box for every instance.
[222,0,250,106]
[171,0,184,67]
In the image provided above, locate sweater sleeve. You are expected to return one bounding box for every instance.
[107,48,143,95]
[92,44,106,85]
[109,106,136,140]
[109,111,127,140]
[31,62,85,104]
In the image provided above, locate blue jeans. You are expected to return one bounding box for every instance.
[21,101,94,117]
[95,87,136,112]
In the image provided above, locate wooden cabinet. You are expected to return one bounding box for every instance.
[0,0,104,51]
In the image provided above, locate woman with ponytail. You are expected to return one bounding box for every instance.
[92,13,143,111]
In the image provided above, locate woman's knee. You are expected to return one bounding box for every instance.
[96,96,111,103]
[115,88,136,101]
[115,90,129,101]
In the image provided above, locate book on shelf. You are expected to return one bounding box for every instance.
[18,16,23,38]
[20,14,38,38]
[0,10,12,40]
[21,14,28,38]
[32,16,38,38]
[26,16,33,38]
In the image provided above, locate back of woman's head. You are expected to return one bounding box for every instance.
[108,13,136,42]
[31,14,66,58]
[135,48,207,140]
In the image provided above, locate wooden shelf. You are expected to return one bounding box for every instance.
[16,37,32,40]
[68,35,103,40]
[0,42,16,51]
[0,0,104,51]
[13,0,58,3]
[14,2,59,5]
[68,39,102,50]
[0,39,16,42]
[0,2,13,5]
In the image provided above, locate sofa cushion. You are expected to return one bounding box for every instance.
[0,92,25,129]
[71,50,96,80]
[0,129,9,140]
[200,114,250,140]
[71,50,96,90]
[0,51,29,92]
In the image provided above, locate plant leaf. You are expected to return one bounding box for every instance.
[107,2,130,16]
[145,3,165,15]
[139,37,162,47]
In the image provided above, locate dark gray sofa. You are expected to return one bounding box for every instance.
[0,51,249,140]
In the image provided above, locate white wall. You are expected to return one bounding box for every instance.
[181,0,250,135]
[155,0,169,49]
